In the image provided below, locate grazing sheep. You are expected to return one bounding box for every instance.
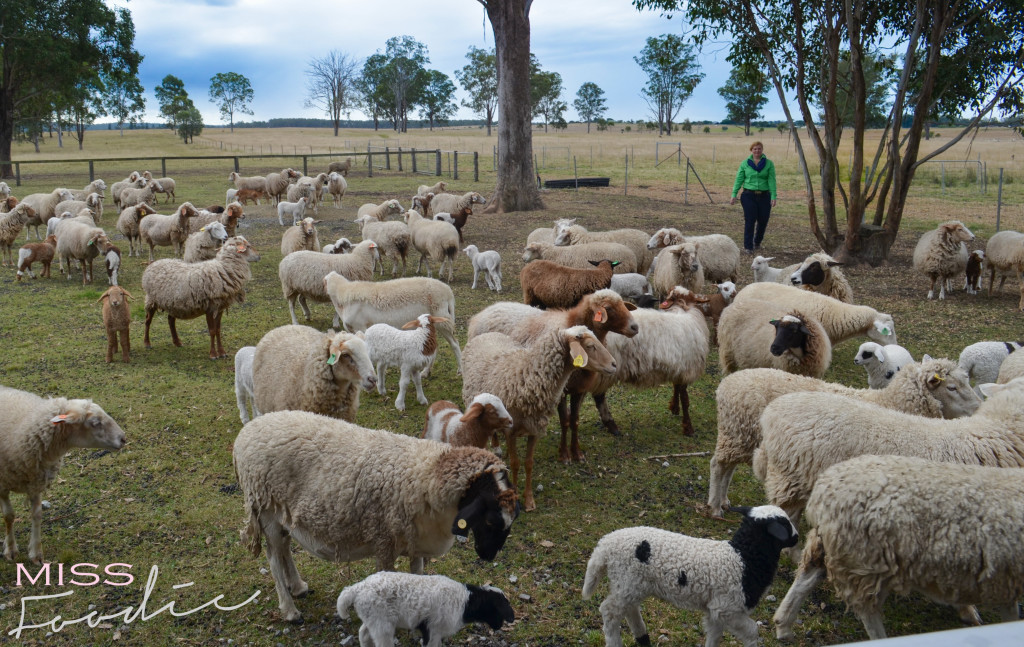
[788,252,854,302]
[54,192,103,225]
[337,572,514,647]
[139,201,200,261]
[404,209,459,282]
[278,240,380,325]
[365,314,448,411]
[101,241,121,286]
[984,229,1024,310]
[521,259,618,309]
[582,506,799,647]
[556,222,654,275]
[707,358,981,518]
[264,168,300,204]
[228,171,268,194]
[958,340,1023,391]
[853,341,915,388]
[327,158,353,176]
[774,453,1024,641]
[463,244,502,291]
[233,412,519,622]
[750,255,783,282]
[325,171,347,207]
[110,173,144,209]
[183,221,229,263]
[718,301,833,378]
[912,220,975,299]
[649,242,704,296]
[607,273,651,301]
[142,237,261,359]
[116,203,157,257]
[141,171,176,203]
[55,220,109,285]
[423,393,513,450]
[0,386,126,563]
[19,188,72,240]
[322,237,353,254]
[354,214,410,276]
[523,241,637,274]
[358,199,404,221]
[280,217,321,256]
[193,201,245,237]
[119,179,163,209]
[0,202,36,265]
[15,234,56,280]
[417,180,448,197]
[998,349,1024,383]
[234,187,268,205]
[234,346,258,424]
[965,249,985,294]
[646,227,741,283]
[97,285,132,363]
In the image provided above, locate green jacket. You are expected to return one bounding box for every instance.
[732,155,777,200]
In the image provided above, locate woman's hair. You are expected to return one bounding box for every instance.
[750,141,764,151]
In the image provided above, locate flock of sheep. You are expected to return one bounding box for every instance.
[2,165,1024,646]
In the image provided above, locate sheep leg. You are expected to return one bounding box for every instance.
[719,612,758,647]
[569,392,585,462]
[367,626,396,647]
[622,603,649,647]
[591,392,621,436]
[168,315,183,347]
[375,363,387,395]
[260,514,305,624]
[106,330,117,363]
[774,562,826,640]
[505,433,522,490]
[854,603,889,640]
[236,386,251,424]
[956,604,982,625]
[26,493,43,564]
[394,367,411,411]
[143,305,157,348]
[298,295,312,321]
[598,595,628,647]
[437,326,462,376]
[410,367,428,406]
[668,384,680,415]
[523,434,538,512]
[471,268,479,289]
[926,275,937,300]
[556,396,571,463]
[938,276,947,300]
[678,384,694,436]
[1,494,17,561]
[121,330,130,363]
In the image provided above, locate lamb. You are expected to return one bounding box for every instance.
[354,214,410,276]
[965,249,985,294]
[110,173,144,209]
[646,227,741,283]
[773,453,1024,641]
[463,244,502,291]
[19,188,73,240]
[233,411,519,622]
[432,211,455,224]
[912,220,975,299]
[194,201,245,237]
[687,280,737,344]
[365,314,449,411]
[101,241,121,286]
[582,506,799,647]
[853,341,915,388]
[142,236,261,359]
[607,273,651,301]
[252,324,376,422]
[0,181,11,202]
[522,241,637,274]
[417,180,448,197]
[750,255,783,282]
[788,252,854,302]
[228,171,268,195]
[556,222,655,275]
[983,229,1024,310]
[649,242,703,296]
[183,221,229,263]
[323,237,353,254]
[97,285,132,363]
[225,188,238,206]
[753,376,1024,530]
[234,187,268,205]
[280,217,321,256]
[278,240,380,326]
[119,179,163,209]
[411,193,434,216]
[404,209,459,282]
[323,171,347,208]
[234,346,258,424]
[0,202,36,265]
[116,204,157,257]
[15,234,56,280]
[0,386,125,563]
[277,197,308,226]
[264,168,300,204]
[337,572,514,647]
[54,192,103,224]
[139,201,200,261]
[706,357,981,518]
[323,271,462,374]
[718,301,833,377]
[422,393,513,449]
[521,259,618,309]
[141,171,176,203]
[292,173,329,214]
[998,349,1024,383]
[358,199,404,221]
[55,220,109,285]
[958,340,1023,391]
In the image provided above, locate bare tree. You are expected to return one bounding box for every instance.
[305,51,359,137]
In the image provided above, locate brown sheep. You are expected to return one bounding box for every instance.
[520,259,619,309]
[327,158,352,176]
[98,286,133,363]
[16,234,56,280]
[235,187,268,205]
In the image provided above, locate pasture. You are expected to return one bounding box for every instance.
[0,126,1021,646]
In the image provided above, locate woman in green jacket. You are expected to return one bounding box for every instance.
[730,141,777,253]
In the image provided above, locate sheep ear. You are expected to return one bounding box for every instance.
[452,497,487,536]
[827,260,844,267]
[460,403,484,423]
[922,353,932,362]
[592,307,606,324]
[978,382,1002,398]
[588,260,600,267]
[401,319,420,330]
[731,505,752,517]
[799,325,811,336]
[568,340,589,368]
[96,293,110,304]
[764,256,775,261]
[123,289,134,301]
[874,347,887,363]
[624,302,637,311]
[766,520,794,542]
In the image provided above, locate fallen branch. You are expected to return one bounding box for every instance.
[645,451,710,461]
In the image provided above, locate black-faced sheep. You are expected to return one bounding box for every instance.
[788,252,854,302]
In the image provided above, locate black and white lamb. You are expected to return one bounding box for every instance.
[582,505,798,647]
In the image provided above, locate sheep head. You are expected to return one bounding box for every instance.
[97,285,133,309]
[462,393,514,434]
[450,458,519,561]
[586,289,639,337]
[52,399,126,451]
[940,220,975,244]
[324,330,376,391]
[769,314,811,357]
[222,236,260,262]
[717,281,737,302]
[563,326,616,375]
[868,315,897,345]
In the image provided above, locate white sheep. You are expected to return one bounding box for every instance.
[265,168,300,204]
[54,192,103,225]
[463,244,502,291]
[0,181,11,202]
[225,188,238,206]
[232,411,518,623]
[357,199,404,221]
[912,220,975,299]
[582,506,799,647]
[337,571,514,647]
[277,240,380,325]
[750,255,783,282]
[649,241,703,296]
[646,227,741,283]
[119,179,163,209]
[19,188,73,240]
[983,229,1024,310]
[718,299,833,377]
[276,197,308,226]
[182,221,229,263]
[958,340,1023,391]
[102,241,121,287]
[116,204,157,257]
[422,393,513,449]
[404,209,459,282]
[773,452,1024,641]
[353,214,410,276]
[141,171,176,203]
[228,171,268,194]
[0,386,126,563]
[234,346,258,424]
[788,252,854,302]
[293,172,329,214]
[555,221,655,274]
[110,173,144,209]
[193,201,245,237]
[416,180,448,197]
[0,202,36,266]
[607,273,651,300]
[55,220,109,285]
[326,171,347,207]
[138,201,200,261]
[432,211,455,224]
[998,349,1024,383]
[365,314,449,411]
[280,217,321,256]
[853,341,914,388]
[67,179,107,202]
[522,241,638,274]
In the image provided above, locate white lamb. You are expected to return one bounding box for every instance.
[463,244,502,291]
[277,197,308,226]
[853,341,914,388]
[607,273,651,300]
[364,314,449,411]
[234,346,258,424]
[750,255,783,282]
[958,340,1023,392]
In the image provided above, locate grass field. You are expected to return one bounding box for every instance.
[0,127,1021,646]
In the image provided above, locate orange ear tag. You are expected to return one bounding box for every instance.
[50,414,68,425]
[593,311,605,323]
[237,244,247,252]
[573,354,585,368]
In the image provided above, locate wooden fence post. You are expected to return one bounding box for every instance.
[435,150,441,176]
[412,148,418,174]
[89,160,95,183]
[454,152,459,180]
[474,151,479,182]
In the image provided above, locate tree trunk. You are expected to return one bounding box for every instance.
[0,82,13,178]
[485,107,493,136]
[485,0,544,213]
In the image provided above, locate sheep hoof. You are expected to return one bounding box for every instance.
[293,588,313,599]
[604,422,621,437]
[682,422,695,437]
[286,614,304,626]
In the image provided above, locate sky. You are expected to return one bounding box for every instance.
[106,0,785,127]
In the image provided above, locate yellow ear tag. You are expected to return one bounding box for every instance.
[200,226,207,232]
[327,353,338,365]
[457,519,467,529]
[573,354,585,368]
[933,373,945,382]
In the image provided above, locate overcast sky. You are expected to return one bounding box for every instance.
[108,0,786,126]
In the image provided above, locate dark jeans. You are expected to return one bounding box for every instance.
[740,190,772,250]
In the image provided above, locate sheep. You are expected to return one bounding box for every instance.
[110,173,144,209]
[685,280,737,344]
[1,195,17,213]
[141,171,176,203]
[0,181,10,202]
[234,346,258,424]
[327,158,352,176]
[462,324,617,511]
[404,209,459,282]
[116,203,157,257]
[67,179,107,202]
[264,168,300,204]
[358,199,404,221]
[463,244,502,291]
[55,220,109,285]
[422,393,513,450]
[0,202,36,265]
[853,341,915,388]
[232,411,519,623]
[15,234,56,280]
[337,572,514,647]
[773,453,1024,641]
[119,179,163,209]
[649,242,703,296]
[750,255,783,282]
[958,339,1023,392]
[97,285,132,363]
[417,180,448,197]
[0,386,126,563]
[252,324,376,421]
[557,222,655,275]
[718,300,833,377]
[323,237,353,254]
[225,188,238,206]
[998,349,1024,383]
[364,314,449,411]
[139,201,200,261]
[522,241,637,274]
[142,236,261,359]
[292,173,329,214]
[228,171,268,195]
[353,214,410,276]
[788,252,854,302]
[276,197,308,227]
[432,211,455,224]
[234,187,268,205]
[183,221,229,263]
[582,506,799,647]
[607,273,651,301]
[753,376,1024,532]
[280,217,321,257]
[646,227,741,283]
[193,201,245,237]
[984,229,1024,310]
[520,259,617,309]
[325,171,347,208]
[731,281,897,346]
[278,241,380,326]
[427,192,486,243]
[912,220,975,299]
[102,241,122,286]
[412,193,435,216]
[706,357,982,519]
[54,192,103,225]
[19,188,73,240]
[965,249,985,294]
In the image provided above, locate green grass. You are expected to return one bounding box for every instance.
[0,129,1021,646]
